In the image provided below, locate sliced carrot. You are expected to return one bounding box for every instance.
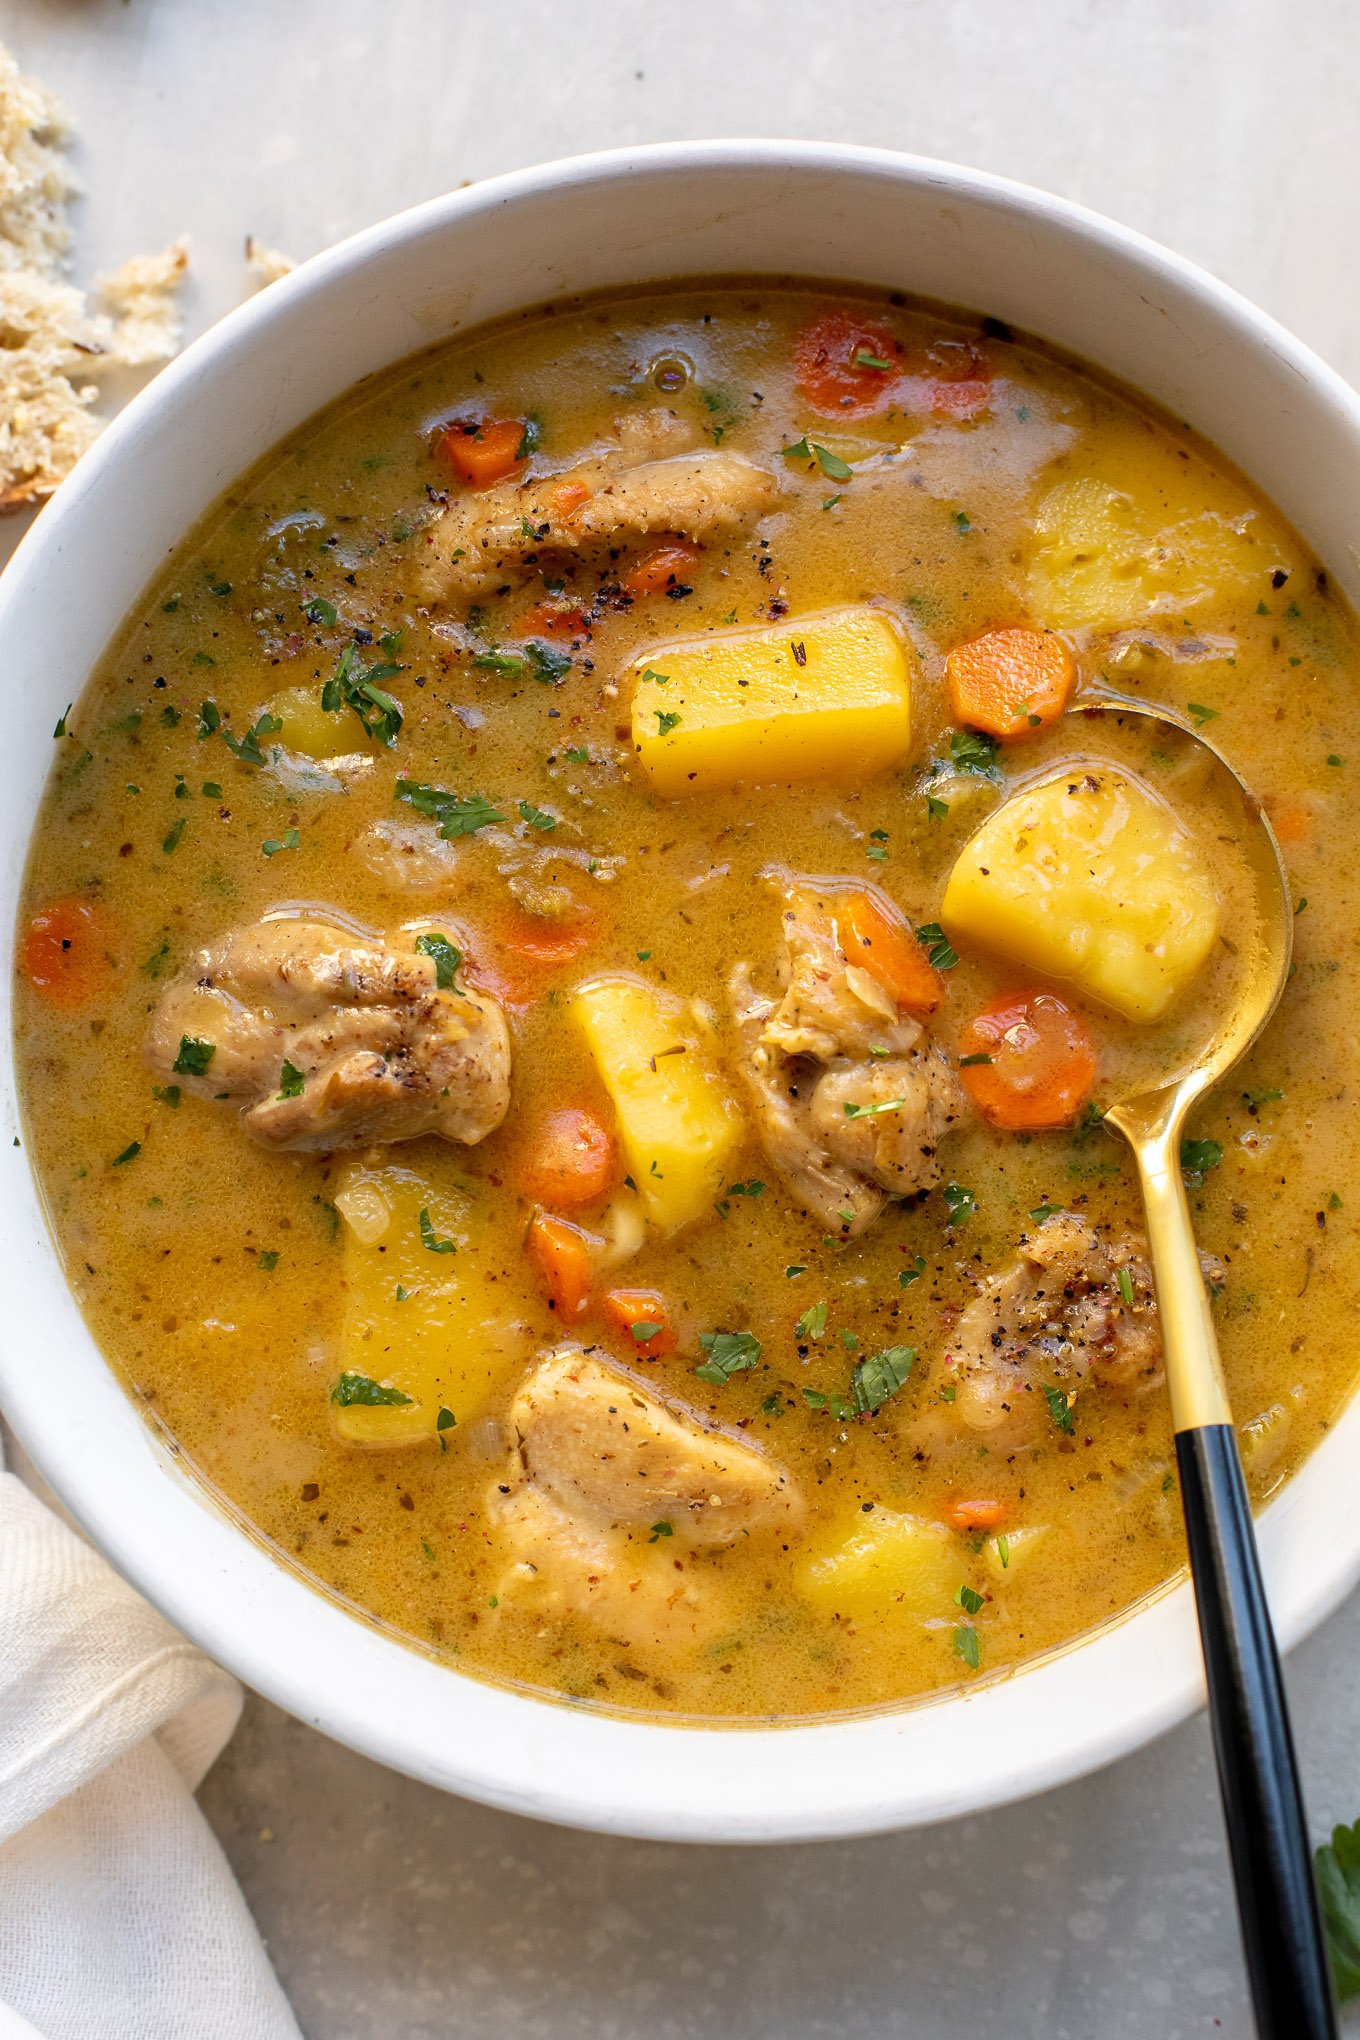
[945,628,1076,743]
[465,906,601,1008]
[440,418,526,490]
[526,1210,595,1322]
[919,340,993,419]
[549,478,590,518]
[623,541,703,598]
[516,1105,616,1209]
[834,887,942,1016]
[943,1497,1009,1533]
[599,1288,677,1361]
[21,897,118,1009]
[794,311,902,418]
[1266,800,1311,844]
[522,596,590,640]
[958,990,1096,1131]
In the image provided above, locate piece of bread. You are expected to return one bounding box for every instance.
[245,234,294,287]
[0,42,187,511]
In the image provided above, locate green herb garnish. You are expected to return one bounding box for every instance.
[695,1329,762,1384]
[278,1060,306,1099]
[415,931,464,990]
[331,1372,413,1407]
[172,1036,216,1077]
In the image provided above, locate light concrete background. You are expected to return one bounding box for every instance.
[5,1,1360,2033]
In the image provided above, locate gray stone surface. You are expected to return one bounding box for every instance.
[6,0,1360,2031]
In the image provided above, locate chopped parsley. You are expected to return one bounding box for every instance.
[472,649,525,678]
[197,701,221,739]
[850,1344,914,1413]
[53,704,72,739]
[1187,702,1219,727]
[695,1328,762,1384]
[140,937,171,978]
[436,1407,457,1451]
[654,710,682,736]
[1030,1201,1063,1223]
[782,436,853,481]
[795,1300,828,1341]
[952,1625,981,1669]
[1315,1819,1360,2001]
[415,931,464,990]
[111,1141,141,1167]
[916,923,958,971]
[152,1084,180,1109]
[648,1520,673,1542]
[630,1320,663,1342]
[395,779,506,839]
[954,1584,984,1616]
[942,1182,975,1225]
[959,1053,992,1066]
[259,1251,280,1273]
[1042,1382,1075,1435]
[330,1372,413,1407]
[162,817,185,855]
[278,1060,306,1099]
[842,1096,907,1119]
[1182,1142,1223,1191]
[948,727,998,775]
[306,596,338,626]
[899,1255,926,1289]
[321,644,404,745]
[420,1206,457,1254]
[261,828,300,856]
[926,794,949,822]
[517,800,556,832]
[527,640,571,683]
[172,1036,216,1078]
[565,746,590,764]
[220,710,282,768]
[952,510,972,534]
[785,1264,807,1278]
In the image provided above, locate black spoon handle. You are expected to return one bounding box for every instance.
[1176,1423,1337,2038]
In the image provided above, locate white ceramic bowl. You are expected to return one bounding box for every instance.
[4,142,1360,1844]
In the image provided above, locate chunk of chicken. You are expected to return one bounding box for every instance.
[353,818,464,895]
[487,1347,803,1651]
[943,1213,1226,1435]
[417,408,778,603]
[729,877,965,1238]
[144,916,510,1152]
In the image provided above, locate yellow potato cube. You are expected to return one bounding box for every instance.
[262,685,350,760]
[333,1159,531,1447]
[1027,473,1270,630]
[629,606,913,798]
[940,767,1219,1022]
[983,1525,1052,1580]
[794,1509,959,1624]
[572,977,743,1234]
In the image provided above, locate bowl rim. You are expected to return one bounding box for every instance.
[5,137,1360,1844]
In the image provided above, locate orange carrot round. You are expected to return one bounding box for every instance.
[21,897,118,1010]
[599,1288,677,1361]
[943,1497,1009,1533]
[834,887,942,1016]
[521,596,589,640]
[945,628,1076,743]
[516,1106,616,1209]
[464,906,600,1008]
[440,418,526,490]
[526,1210,594,1321]
[794,311,902,418]
[623,542,703,598]
[958,990,1096,1131]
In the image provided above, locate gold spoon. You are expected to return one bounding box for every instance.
[1076,696,1335,2037]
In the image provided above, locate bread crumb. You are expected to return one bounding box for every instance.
[245,235,294,288]
[0,42,187,511]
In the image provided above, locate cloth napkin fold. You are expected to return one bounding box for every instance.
[0,1457,301,2040]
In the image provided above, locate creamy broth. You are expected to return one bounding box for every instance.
[14,283,1360,1721]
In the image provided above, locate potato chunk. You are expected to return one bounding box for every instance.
[794,1509,959,1624]
[629,607,913,798]
[940,767,1219,1022]
[1027,473,1269,630]
[332,1158,531,1446]
[572,977,743,1234]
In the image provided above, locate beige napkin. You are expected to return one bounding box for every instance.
[0,1453,300,2040]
